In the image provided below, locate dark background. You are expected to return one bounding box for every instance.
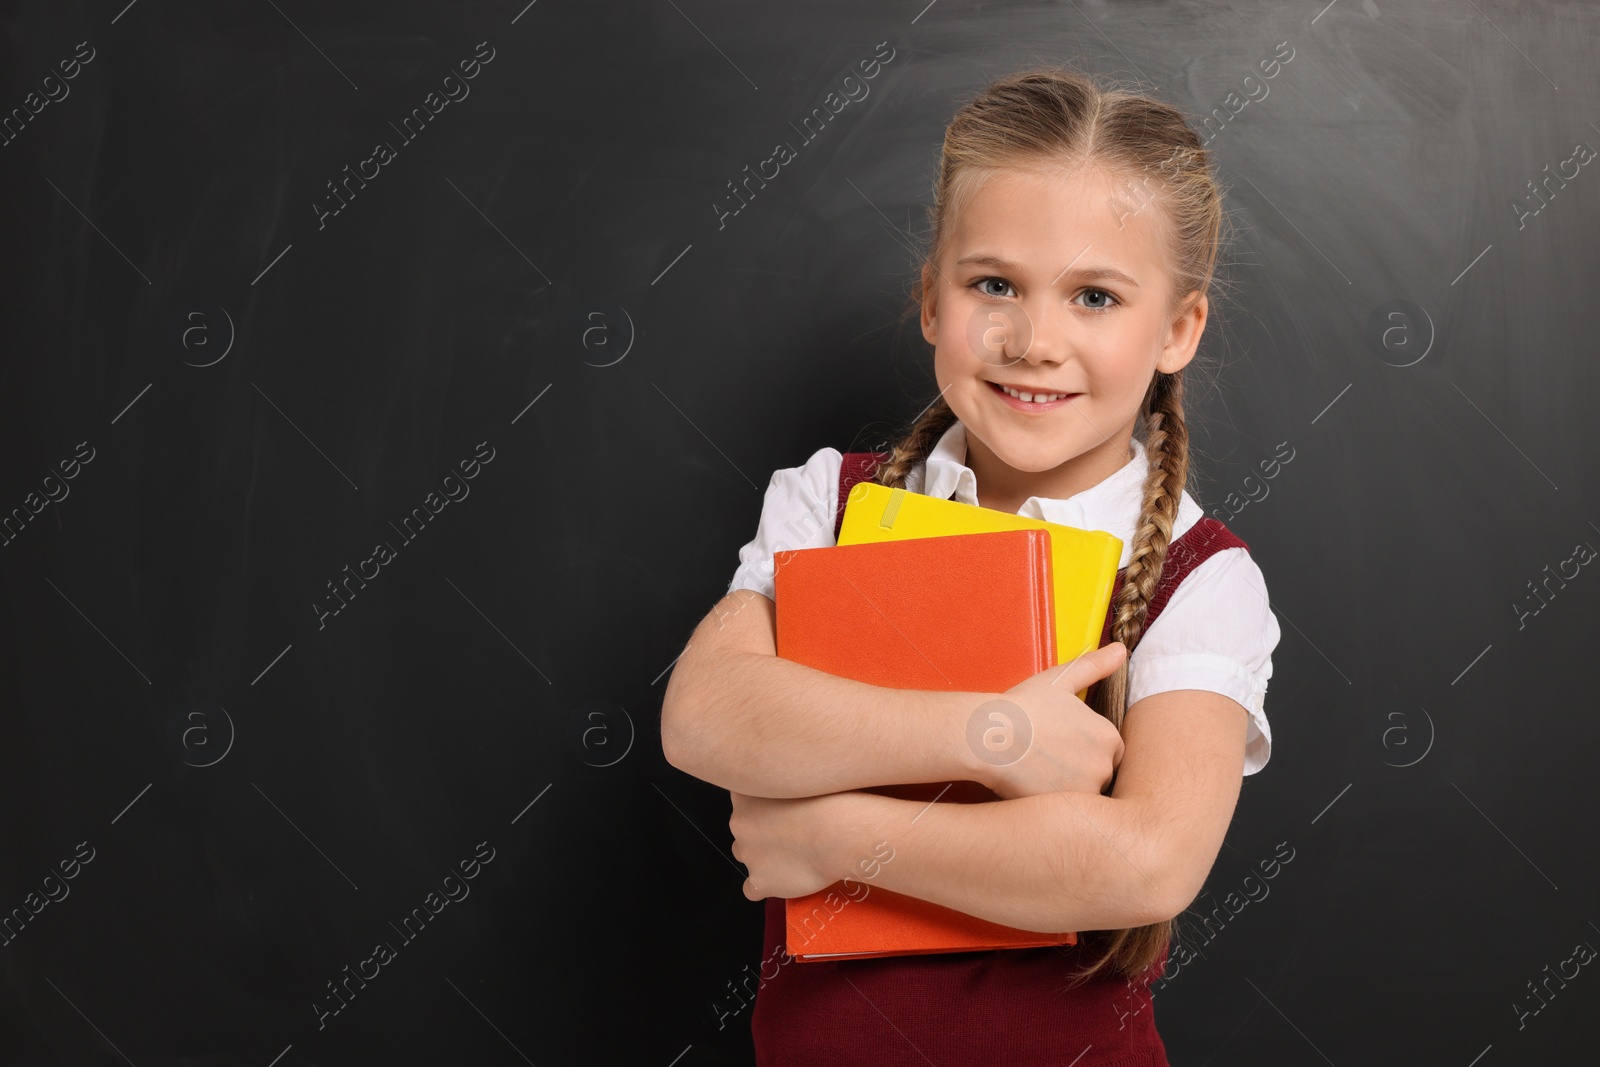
[1,0,1596,1063]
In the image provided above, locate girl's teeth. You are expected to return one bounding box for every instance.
[999,384,1069,403]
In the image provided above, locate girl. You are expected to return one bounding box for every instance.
[662,66,1280,1065]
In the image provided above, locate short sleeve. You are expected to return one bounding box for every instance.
[1126,546,1281,776]
[726,447,844,601]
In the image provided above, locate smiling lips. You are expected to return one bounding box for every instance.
[987,380,1080,410]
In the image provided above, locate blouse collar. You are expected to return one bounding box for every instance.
[908,419,1156,569]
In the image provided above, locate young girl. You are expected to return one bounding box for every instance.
[662,66,1280,1065]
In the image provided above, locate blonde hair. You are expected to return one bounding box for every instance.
[871,66,1233,985]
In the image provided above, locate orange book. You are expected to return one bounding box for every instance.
[772,528,1079,961]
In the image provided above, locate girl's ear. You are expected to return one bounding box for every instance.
[1157,290,1207,374]
[919,263,940,346]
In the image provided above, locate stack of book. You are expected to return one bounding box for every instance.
[771,482,1122,962]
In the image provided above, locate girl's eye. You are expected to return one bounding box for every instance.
[969,277,1119,312]
[1077,288,1118,312]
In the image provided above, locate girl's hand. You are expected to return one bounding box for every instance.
[981,642,1129,800]
[728,790,844,901]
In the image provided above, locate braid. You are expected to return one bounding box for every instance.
[1102,368,1189,730]
[872,397,959,490]
[1062,367,1190,990]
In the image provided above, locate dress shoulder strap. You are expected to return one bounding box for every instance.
[1098,516,1250,646]
[834,451,891,542]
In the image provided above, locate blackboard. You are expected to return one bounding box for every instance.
[2,0,1597,1062]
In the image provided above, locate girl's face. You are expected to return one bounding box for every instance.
[921,162,1207,505]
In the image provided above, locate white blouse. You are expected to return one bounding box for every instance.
[727,419,1280,776]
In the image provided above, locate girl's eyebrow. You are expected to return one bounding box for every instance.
[954,252,1140,288]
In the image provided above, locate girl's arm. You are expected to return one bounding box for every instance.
[662,589,992,798]
[665,589,1126,801]
[810,688,1249,932]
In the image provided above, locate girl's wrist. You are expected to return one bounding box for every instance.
[810,789,868,884]
[940,689,1009,794]
[814,789,898,888]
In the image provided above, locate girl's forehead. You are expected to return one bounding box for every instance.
[946,164,1173,280]
[958,161,1137,208]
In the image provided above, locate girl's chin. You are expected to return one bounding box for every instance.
[966,433,1080,475]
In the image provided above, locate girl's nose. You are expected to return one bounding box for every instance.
[1011,298,1062,365]
[969,303,1032,367]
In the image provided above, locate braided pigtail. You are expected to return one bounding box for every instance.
[871,397,959,490]
[1061,367,1191,988]
[1094,368,1190,735]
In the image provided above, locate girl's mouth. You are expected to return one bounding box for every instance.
[987,380,1080,412]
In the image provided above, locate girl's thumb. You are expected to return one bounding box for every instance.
[1096,641,1128,671]
[1055,641,1127,688]
[1093,640,1128,678]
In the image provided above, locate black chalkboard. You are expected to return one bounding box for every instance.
[2,0,1597,1063]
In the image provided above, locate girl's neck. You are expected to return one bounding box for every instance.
[964,427,1139,514]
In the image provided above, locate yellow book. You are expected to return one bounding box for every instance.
[837,481,1123,700]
